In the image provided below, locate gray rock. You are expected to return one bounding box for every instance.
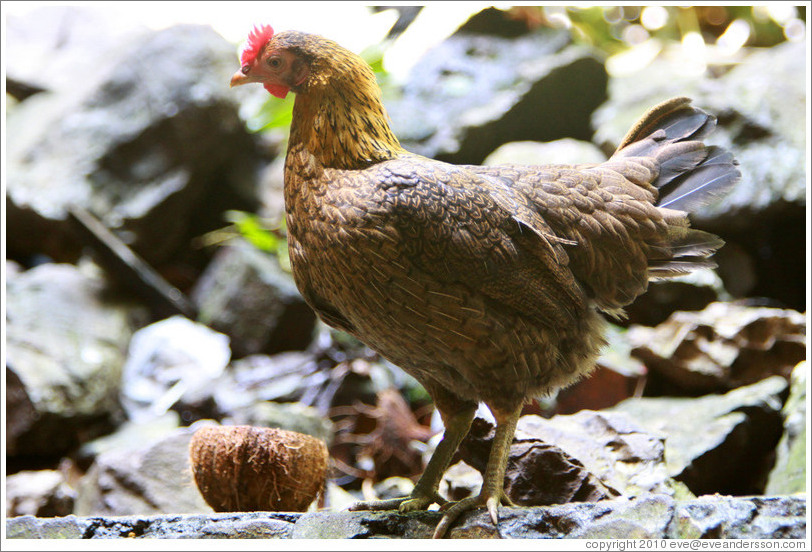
[388,19,607,164]
[74,428,212,516]
[610,376,788,496]
[499,494,675,539]
[191,239,317,357]
[513,411,675,498]
[222,402,334,445]
[372,477,417,501]
[483,138,607,167]
[674,495,807,539]
[291,510,438,538]
[593,41,806,217]
[6,512,297,539]
[6,515,86,539]
[5,263,142,456]
[212,352,321,407]
[76,412,182,467]
[766,361,807,495]
[119,316,231,423]
[457,417,621,506]
[6,9,261,266]
[441,461,482,502]
[5,470,76,518]
[4,5,147,96]
[8,495,804,538]
[695,41,807,218]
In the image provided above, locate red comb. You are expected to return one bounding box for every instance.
[241,24,275,66]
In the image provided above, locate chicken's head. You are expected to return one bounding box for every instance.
[229,25,309,99]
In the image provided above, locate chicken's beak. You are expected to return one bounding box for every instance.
[230,69,252,88]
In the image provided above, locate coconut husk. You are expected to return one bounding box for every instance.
[189,425,328,512]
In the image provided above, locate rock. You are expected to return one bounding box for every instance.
[457,417,620,506]
[76,412,182,468]
[6,515,86,539]
[695,41,807,219]
[5,470,76,518]
[291,510,438,539]
[11,495,803,538]
[6,512,297,539]
[74,428,212,516]
[3,5,147,96]
[511,411,675,499]
[387,8,607,164]
[482,138,607,167]
[674,495,807,539]
[5,259,23,278]
[6,9,262,268]
[5,263,143,457]
[594,42,806,215]
[119,316,231,424]
[211,352,321,408]
[163,350,360,433]
[372,477,417,501]
[441,461,482,502]
[628,302,806,396]
[498,494,676,539]
[190,238,317,357]
[222,402,334,445]
[766,361,807,495]
[610,375,788,496]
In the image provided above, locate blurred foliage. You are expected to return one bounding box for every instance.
[199,211,291,271]
[535,5,805,55]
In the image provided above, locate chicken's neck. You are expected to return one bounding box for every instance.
[288,76,404,170]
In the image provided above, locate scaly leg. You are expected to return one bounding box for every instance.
[349,401,477,512]
[432,402,522,539]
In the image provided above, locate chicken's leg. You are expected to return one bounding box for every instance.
[432,402,522,538]
[349,401,476,512]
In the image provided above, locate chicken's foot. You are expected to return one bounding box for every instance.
[349,403,476,514]
[432,402,522,538]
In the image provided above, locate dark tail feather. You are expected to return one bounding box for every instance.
[647,227,725,278]
[657,156,740,211]
[648,258,718,279]
[665,227,725,257]
[615,97,715,152]
[614,97,740,281]
[614,97,741,213]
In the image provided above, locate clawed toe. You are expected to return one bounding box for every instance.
[433,491,513,538]
[433,497,480,538]
[348,497,408,512]
[348,492,444,514]
[399,493,445,513]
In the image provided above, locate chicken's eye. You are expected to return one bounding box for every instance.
[267,57,283,69]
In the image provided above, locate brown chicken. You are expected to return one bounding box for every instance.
[230,25,739,537]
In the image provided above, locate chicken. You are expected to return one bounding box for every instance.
[230,25,740,537]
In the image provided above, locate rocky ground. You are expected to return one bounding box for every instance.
[4,6,808,541]
[6,495,806,539]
